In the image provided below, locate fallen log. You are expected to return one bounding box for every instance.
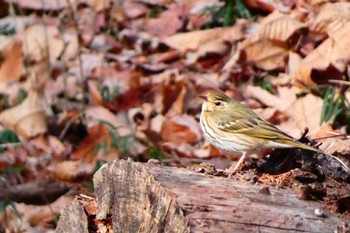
[56,159,349,232]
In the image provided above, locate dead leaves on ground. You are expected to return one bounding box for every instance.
[1,1,350,231]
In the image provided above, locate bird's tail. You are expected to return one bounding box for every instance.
[294,141,350,173]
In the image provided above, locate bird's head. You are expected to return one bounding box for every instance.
[199,90,232,113]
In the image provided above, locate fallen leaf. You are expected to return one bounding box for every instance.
[309,2,350,35]
[85,106,131,137]
[5,0,67,10]
[162,141,210,158]
[122,1,149,19]
[144,3,186,38]
[52,160,94,182]
[21,24,64,62]
[293,22,350,86]
[0,40,24,87]
[227,11,305,71]
[86,0,111,11]
[161,114,202,143]
[48,135,66,156]
[163,22,245,51]
[0,90,47,139]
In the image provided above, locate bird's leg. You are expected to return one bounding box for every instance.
[227,152,247,177]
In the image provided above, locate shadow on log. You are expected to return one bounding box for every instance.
[56,160,349,232]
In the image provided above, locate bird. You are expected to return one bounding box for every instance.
[199,90,349,177]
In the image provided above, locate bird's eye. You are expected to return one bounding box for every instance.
[214,101,222,106]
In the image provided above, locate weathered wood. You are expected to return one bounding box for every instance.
[56,197,89,233]
[57,160,349,233]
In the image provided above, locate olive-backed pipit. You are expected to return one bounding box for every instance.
[199,90,349,177]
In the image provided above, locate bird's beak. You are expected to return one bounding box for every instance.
[199,95,208,101]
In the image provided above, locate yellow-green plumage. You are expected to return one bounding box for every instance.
[199,90,349,174]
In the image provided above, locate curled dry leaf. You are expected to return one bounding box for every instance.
[70,124,118,162]
[21,24,64,62]
[279,94,323,138]
[293,22,350,86]
[144,3,186,38]
[85,0,111,11]
[226,11,305,71]
[309,2,350,35]
[0,90,47,139]
[52,160,94,182]
[5,0,67,10]
[85,106,131,137]
[186,39,230,65]
[0,40,24,88]
[162,141,210,158]
[163,23,245,52]
[161,114,202,143]
[122,1,149,19]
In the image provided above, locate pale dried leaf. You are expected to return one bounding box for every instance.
[279,94,323,138]
[293,23,350,85]
[161,114,202,143]
[186,39,229,64]
[0,40,24,87]
[144,3,185,38]
[85,106,131,137]
[162,141,210,158]
[163,24,245,52]
[309,2,350,35]
[22,24,64,62]
[85,0,110,11]
[48,135,66,156]
[255,11,305,41]
[122,1,149,19]
[5,0,67,10]
[52,160,94,182]
[0,90,47,139]
[240,39,289,70]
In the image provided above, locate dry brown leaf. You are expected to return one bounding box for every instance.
[70,125,117,162]
[21,24,64,62]
[162,141,210,158]
[122,1,149,19]
[0,40,24,87]
[5,0,67,10]
[254,11,305,42]
[293,22,350,85]
[320,138,350,155]
[309,2,350,35]
[225,11,304,71]
[240,39,289,70]
[85,106,131,137]
[166,86,187,116]
[0,90,47,139]
[244,0,292,12]
[186,39,229,65]
[144,3,185,38]
[78,8,98,46]
[163,23,245,52]
[161,114,202,143]
[85,0,111,11]
[48,135,66,156]
[52,160,94,182]
[279,94,323,138]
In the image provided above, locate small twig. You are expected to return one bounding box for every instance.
[58,112,82,140]
[328,79,350,86]
[0,142,22,148]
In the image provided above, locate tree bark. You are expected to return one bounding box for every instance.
[56,159,349,233]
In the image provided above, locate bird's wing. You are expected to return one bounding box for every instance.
[217,117,295,142]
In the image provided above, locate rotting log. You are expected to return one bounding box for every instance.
[56,159,349,233]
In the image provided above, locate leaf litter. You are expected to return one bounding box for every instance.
[0,0,350,231]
